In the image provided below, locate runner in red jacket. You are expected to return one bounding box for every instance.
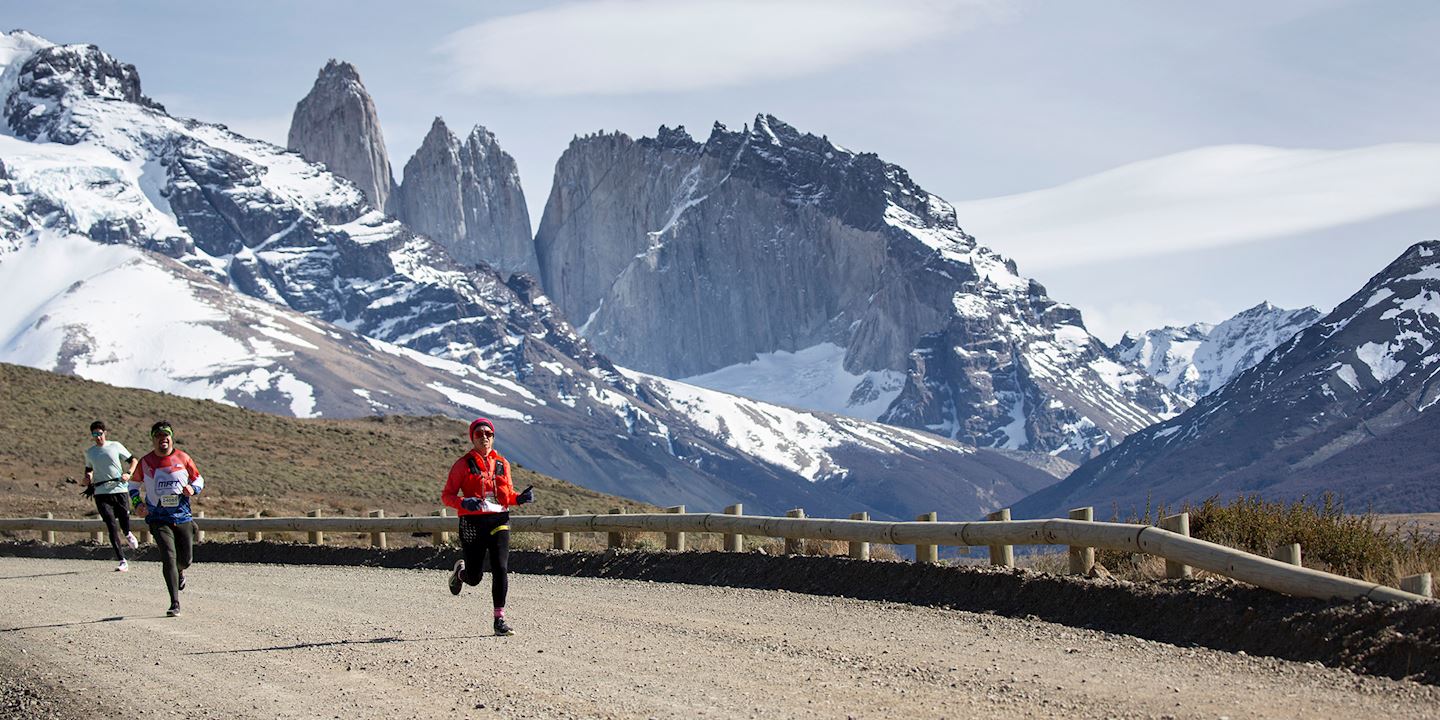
[442,417,533,636]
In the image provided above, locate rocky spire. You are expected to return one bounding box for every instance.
[393,118,535,275]
[287,60,395,211]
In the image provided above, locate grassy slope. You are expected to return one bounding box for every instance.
[0,363,655,521]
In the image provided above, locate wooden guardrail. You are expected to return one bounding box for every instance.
[2,508,1431,604]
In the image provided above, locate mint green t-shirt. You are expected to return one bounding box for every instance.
[84,441,134,494]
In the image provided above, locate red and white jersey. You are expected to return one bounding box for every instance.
[132,449,204,523]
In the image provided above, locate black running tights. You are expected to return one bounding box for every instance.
[93,493,131,561]
[150,521,194,606]
[458,513,510,608]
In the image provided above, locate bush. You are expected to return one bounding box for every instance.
[1103,493,1440,586]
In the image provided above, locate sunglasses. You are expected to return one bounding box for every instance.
[91,431,104,437]
[475,429,495,437]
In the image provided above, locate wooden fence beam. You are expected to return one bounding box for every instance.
[1401,573,1433,598]
[784,508,806,555]
[554,509,570,551]
[368,509,386,549]
[1274,543,1302,567]
[307,509,324,545]
[915,512,938,564]
[723,504,743,552]
[665,505,686,551]
[3,512,1429,604]
[1158,513,1192,578]
[848,512,870,560]
[986,508,1014,567]
[431,509,449,546]
[608,507,624,549]
[1068,507,1095,575]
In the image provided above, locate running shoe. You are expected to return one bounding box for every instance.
[125,532,138,549]
[448,559,464,596]
[116,560,128,572]
[493,617,514,636]
[166,603,182,617]
[178,572,186,591]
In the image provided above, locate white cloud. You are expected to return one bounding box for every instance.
[437,0,1009,96]
[952,143,1440,272]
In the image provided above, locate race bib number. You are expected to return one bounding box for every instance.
[480,493,504,513]
[160,494,181,507]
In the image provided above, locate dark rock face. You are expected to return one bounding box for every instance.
[1018,241,1440,517]
[4,42,164,144]
[393,118,535,276]
[286,60,396,212]
[535,116,1182,460]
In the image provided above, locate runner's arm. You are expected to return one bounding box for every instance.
[182,454,204,496]
[441,460,466,510]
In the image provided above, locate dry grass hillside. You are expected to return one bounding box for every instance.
[0,363,655,525]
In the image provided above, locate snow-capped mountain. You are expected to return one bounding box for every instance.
[1116,302,1322,402]
[1017,241,1440,517]
[534,118,1185,461]
[0,31,1058,520]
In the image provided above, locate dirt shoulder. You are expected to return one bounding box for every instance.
[4,540,1438,686]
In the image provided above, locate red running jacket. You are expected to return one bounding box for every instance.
[442,448,517,516]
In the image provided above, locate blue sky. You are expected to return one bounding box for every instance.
[6,0,1438,340]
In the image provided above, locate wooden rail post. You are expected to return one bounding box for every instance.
[248,510,263,542]
[1159,513,1192,578]
[986,508,1014,567]
[431,509,449,546]
[723,503,743,552]
[915,512,938,564]
[369,509,386,549]
[554,509,571,551]
[1068,507,1095,575]
[42,512,54,544]
[783,508,806,555]
[665,505,686,551]
[92,528,104,544]
[608,507,624,549]
[195,512,205,543]
[137,526,150,545]
[1274,543,1302,566]
[1401,572,1433,598]
[308,509,324,545]
[849,512,870,560]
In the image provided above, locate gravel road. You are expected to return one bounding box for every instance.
[2,557,1435,719]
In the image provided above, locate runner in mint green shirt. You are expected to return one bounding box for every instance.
[84,420,138,571]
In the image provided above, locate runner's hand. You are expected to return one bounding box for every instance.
[461,497,483,511]
[134,503,147,518]
[516,486,535,505]
[181,484,196,497]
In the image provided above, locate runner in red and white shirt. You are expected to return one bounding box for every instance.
[129,420,205,617]
[442,417,533,636]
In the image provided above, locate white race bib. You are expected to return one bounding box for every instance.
[480,493,503,513]
[160,494,180,508]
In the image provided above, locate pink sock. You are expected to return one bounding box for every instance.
[494,608,505,619]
